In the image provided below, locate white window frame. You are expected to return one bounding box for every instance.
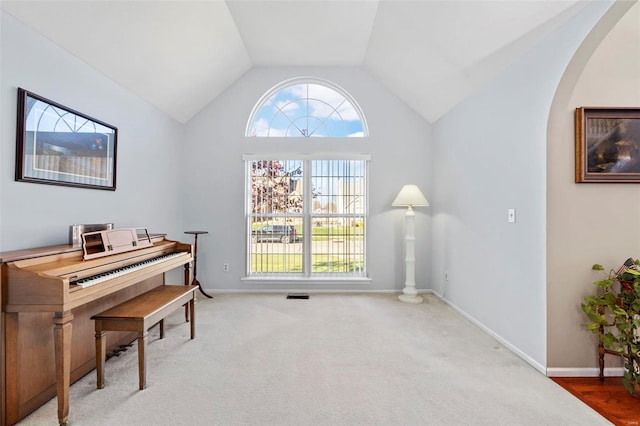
[242,153,371,283]
[245,76,369,138]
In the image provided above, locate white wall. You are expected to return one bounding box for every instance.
[183,67,432,292]
[429,1,611,371]
[547,0,640,371]
[0,12,185,251]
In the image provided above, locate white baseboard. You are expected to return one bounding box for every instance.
[204,288,440,295]
[436,294,547,375]
[205,288,402,294]
[546,367,624,377]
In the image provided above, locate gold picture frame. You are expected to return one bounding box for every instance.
[575,107,640,183]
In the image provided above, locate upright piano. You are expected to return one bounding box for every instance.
[0,235,192,425]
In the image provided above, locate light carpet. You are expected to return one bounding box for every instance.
[18,293,610,425]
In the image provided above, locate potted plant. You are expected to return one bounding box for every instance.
[582,259,640,397]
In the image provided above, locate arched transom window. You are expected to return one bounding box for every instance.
[246,77,367,138]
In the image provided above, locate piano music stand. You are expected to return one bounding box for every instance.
[184,231,213,298]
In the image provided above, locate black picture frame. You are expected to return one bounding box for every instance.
[15,88,117,190]
[575,107,640,183]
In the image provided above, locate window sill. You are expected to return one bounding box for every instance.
[241,276,372,286]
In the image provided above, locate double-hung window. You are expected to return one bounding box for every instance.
[244,78,369,280]
[245,156,368,278]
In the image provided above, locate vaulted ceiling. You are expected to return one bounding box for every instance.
[1,0,587,124]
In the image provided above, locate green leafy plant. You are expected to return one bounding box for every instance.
[582,261,640,396]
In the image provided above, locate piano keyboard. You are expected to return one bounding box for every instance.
[71,252,186,288]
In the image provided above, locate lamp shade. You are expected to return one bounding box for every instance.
[392,185,429,207]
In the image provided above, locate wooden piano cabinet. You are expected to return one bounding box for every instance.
[3,275,163,425]
[1,239,193,425]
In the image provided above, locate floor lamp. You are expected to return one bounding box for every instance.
[393,184,429,304]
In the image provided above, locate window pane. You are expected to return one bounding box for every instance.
[250,217,303,273]
[312,160,366,215]
[310,216,365,274]
[250,160,303,215]
[249,160,303,274]
[247,79,366,137]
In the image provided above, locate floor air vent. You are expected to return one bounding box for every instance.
[287,293,309,299]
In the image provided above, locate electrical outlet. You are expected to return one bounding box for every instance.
[223,263,229,272]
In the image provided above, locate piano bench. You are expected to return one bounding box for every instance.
[91,284,198,390]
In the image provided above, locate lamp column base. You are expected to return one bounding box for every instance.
[398,294,424,304]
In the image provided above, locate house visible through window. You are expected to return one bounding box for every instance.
[245,78,368,279]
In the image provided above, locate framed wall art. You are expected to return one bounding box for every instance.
[15,88,117,190]
[575,107,640,183]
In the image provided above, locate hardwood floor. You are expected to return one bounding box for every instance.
[552,377,640,426]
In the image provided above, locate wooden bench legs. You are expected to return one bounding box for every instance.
[95,325,159,390]
[92,285,197,391]
[138,330,148,390]
[95,327,157,390]
[95,331,106,389]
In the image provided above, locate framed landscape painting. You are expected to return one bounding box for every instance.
[575,107,640,183]
[15,88,117,190]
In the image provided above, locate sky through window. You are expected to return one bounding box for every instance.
[247,79,366,137]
